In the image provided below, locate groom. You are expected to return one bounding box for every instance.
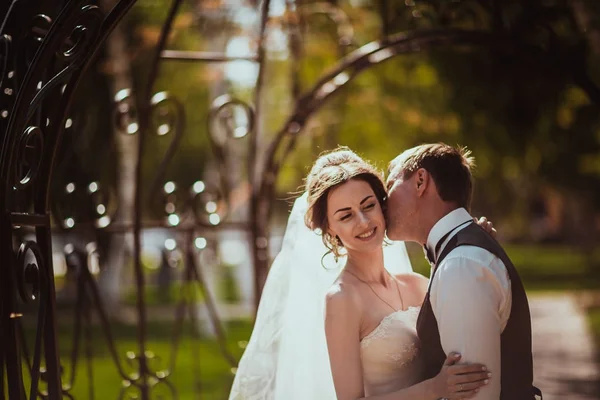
[385,143,541,400]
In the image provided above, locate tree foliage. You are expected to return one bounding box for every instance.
[59,0,600,242]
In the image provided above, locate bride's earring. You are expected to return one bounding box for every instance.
[333,236,344,262]
[325,232,340,263]
[321,233,339,266]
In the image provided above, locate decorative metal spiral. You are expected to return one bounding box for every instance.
[27,14,53,66]
[208,94,254,145]
[114,88,138,134]
[15,240,45,303]
[26,6,105,123]
[56,5,104,68]
[14,125,44,190]
[117,351,176,400]
[206,94,254,215]
[52,180,115,230]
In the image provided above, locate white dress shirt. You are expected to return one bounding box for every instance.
[427,208,512,400]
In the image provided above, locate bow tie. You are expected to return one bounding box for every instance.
[423,220,472,266]
[423,245,435,265]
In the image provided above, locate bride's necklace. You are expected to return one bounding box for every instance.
[344,268,405,312]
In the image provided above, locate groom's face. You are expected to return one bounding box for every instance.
[385,160,420,241]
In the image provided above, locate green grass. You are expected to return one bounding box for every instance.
[121,264,241,306]
[589,308,600,341]
[20,318,253,399]
[19,243,600,398]
[586,306,600,366]
[406,242,600,291]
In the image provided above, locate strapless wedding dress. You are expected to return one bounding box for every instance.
[360,306,425,396]
[230,306,425,400]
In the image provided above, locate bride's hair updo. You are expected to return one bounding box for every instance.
[304,147,387,258]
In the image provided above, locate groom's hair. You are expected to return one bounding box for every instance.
[393,143,475,210]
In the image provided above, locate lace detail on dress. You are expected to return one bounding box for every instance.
[387,341,418,366]
[360,306,420,348]
[359,305,424,396]
[360,307,423,397]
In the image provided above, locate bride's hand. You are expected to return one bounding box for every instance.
[474,216,497,238]
[431,352,491,399]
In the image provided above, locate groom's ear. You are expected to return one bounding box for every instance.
[415,168,429,197]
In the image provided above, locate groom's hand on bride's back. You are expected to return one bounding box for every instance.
[431,352,491,400]
[474,216,497,238]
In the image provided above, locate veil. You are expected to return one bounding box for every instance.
[229,193,413,400]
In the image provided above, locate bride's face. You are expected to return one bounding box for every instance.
[326,179,386,255]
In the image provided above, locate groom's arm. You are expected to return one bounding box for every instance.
[430,247,511,400]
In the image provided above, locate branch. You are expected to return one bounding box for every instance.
[258,28,509,204]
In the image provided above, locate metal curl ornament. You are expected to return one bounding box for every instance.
[56,5,104,67]
[26,6,105,121]
[157,180,185,226]
[114,88,138,135]
[208,94,254,146]
[16,240,46,303]
[14,125,44,190]
[154,180,228,228]
[26,14,52,65]
[148,93,186,209]
[190,185,227,227]
[117,350,177,400]
[51,181,80,230]
[207,94,254,208]
[51,180,116,230]
[145,91,186,211]
[88,181,115,229]
[150,91,183,137]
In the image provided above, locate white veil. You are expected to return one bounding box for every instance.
[229,193,413,400]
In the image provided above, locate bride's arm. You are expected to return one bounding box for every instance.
[356,353,489,400]
[325,284,490,400]
[325,286,369,399]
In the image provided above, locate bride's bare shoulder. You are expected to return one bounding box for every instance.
[393,272,429,297]
[325,277,362,314]
[394,271,428,283]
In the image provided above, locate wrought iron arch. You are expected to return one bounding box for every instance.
[1,0,598,398]
[0,0,137,398]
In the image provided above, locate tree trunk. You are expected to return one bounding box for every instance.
[96,0,139,320]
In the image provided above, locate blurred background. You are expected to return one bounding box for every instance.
[3,0,600,398]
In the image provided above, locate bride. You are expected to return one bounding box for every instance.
[229,148,492,400]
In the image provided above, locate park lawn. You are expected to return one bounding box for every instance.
[587,308,600,356]
[25,243,597,398]
[21,319,253,400]
[406,243,600,291]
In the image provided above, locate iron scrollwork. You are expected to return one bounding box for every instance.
[1,0,597,399]
[14,125,44,190]
[0,0,138,398]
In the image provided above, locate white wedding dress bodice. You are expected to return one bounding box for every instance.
[360,306,425,396]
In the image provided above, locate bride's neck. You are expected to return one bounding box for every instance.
[344,247,388,285]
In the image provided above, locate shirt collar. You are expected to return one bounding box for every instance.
[426,208,473,259]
